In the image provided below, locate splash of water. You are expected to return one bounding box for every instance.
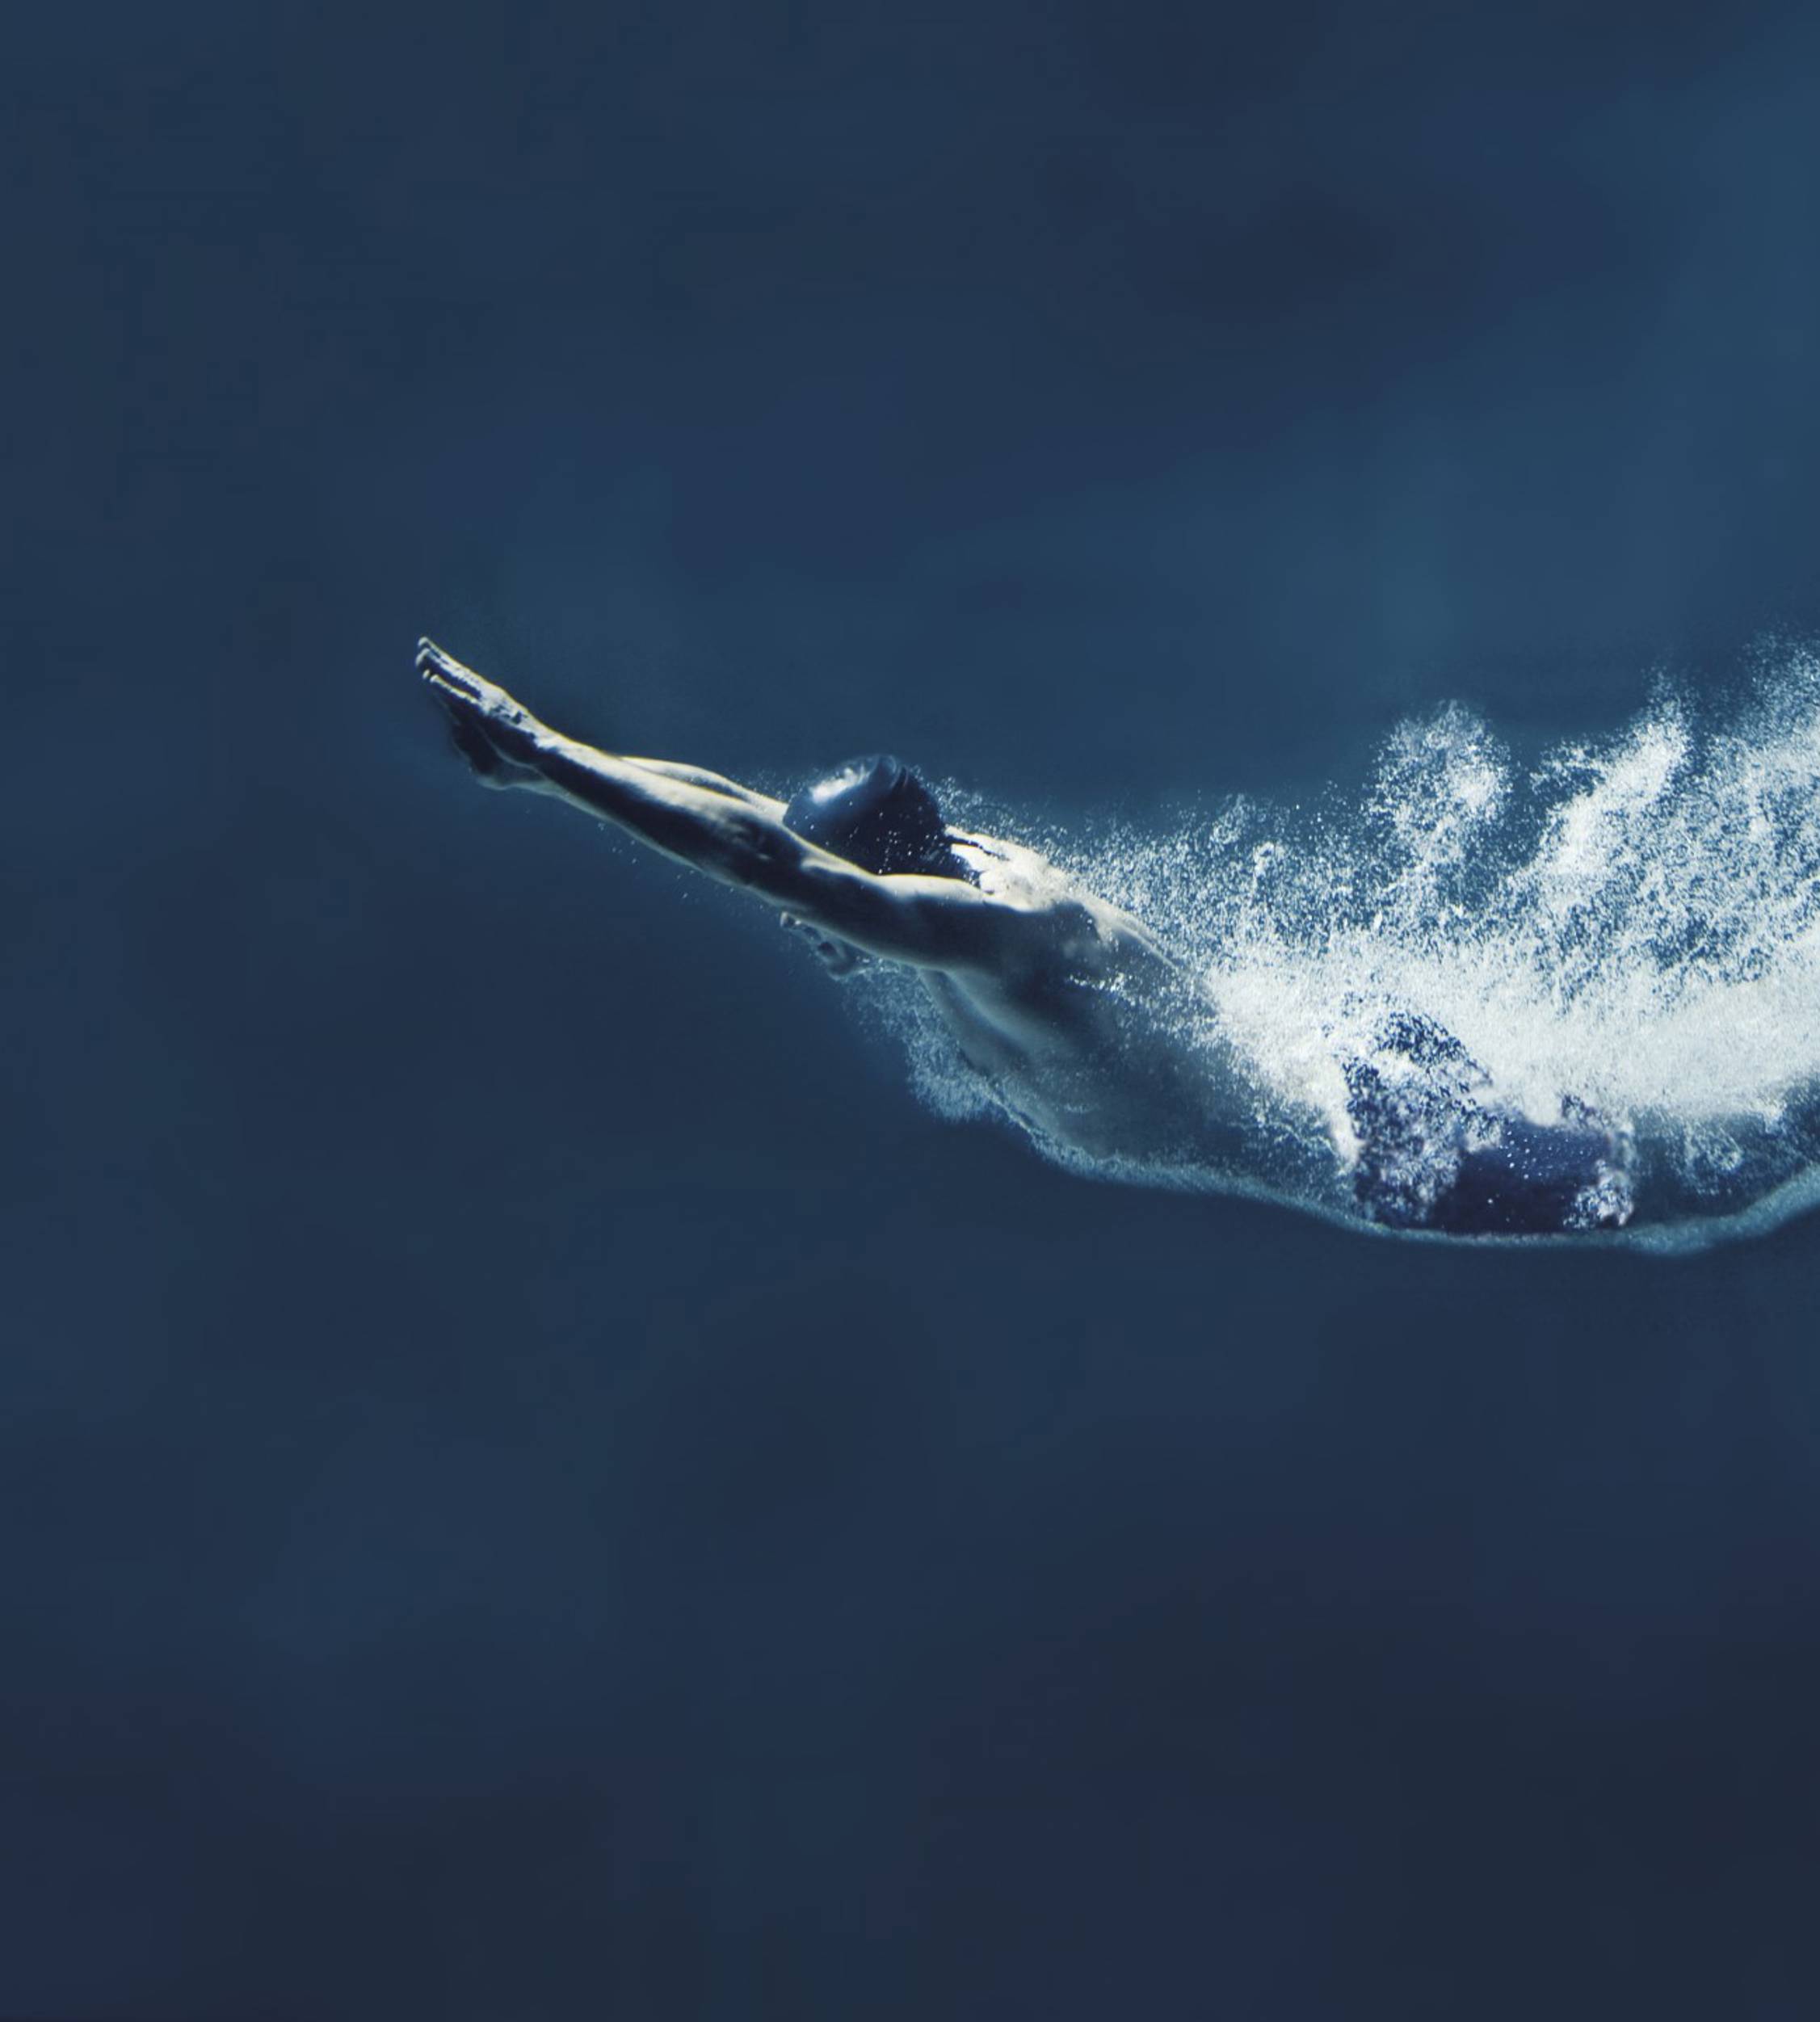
[867,650,1820,1250]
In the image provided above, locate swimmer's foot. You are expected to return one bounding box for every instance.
[418,637,547,790]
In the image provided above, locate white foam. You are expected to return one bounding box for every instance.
[882,649,1820,1247]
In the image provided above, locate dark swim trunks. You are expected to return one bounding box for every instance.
[1342,1011,1633,1234]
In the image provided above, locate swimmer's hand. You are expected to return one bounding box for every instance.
[780,911,865,978]
[418,637,548,790]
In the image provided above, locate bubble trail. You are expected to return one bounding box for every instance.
[865,649,1820,1251]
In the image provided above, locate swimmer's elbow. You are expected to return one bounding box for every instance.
[876,887,1028,973]
[729,842,1011,971]
[687,806,806,889]
[780,864,959,968]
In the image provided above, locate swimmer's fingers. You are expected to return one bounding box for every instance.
[780,910,864,977]
[418,638,548,786]
[417,638,532,725]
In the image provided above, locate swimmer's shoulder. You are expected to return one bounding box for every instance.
[950,829,1081,906]
[950,830,1169,970]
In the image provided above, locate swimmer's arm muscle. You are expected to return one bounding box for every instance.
[420,640,1021,971]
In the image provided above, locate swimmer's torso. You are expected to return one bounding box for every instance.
[924,831,1287,1171]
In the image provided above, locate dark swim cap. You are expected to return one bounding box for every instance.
[784,755,962,877]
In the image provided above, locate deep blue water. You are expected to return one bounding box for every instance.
[8,2,1820,2014]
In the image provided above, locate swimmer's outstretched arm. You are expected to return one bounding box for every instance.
[617,759,783,813]
[419,640,1026,973]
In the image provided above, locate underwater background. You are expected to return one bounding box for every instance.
[8,0,1820,2013]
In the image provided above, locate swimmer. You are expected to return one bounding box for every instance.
[419,639,1633,1235]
